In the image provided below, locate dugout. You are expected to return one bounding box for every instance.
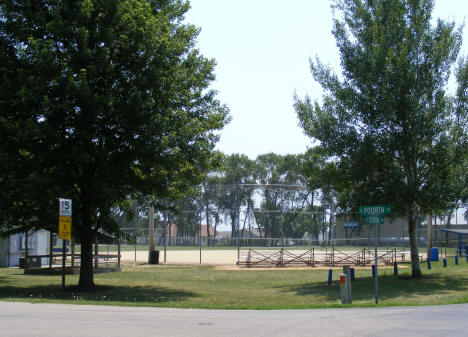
[440,229,468,257]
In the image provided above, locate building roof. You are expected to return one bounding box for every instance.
[440,229,468,235]
[165,224,215,237]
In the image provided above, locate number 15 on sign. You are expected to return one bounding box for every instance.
[59,198,72,217]
[58,198,72,240]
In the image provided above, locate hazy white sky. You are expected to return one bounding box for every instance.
[185,0,468,159]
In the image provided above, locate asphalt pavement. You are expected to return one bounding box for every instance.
[1,301,468,337]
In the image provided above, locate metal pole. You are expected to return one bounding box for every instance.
[330,194,334,253]
[148,203,154,263]
[199,213,202,264]
[164,210,168,263]
[24,231,29,273]
[7,235,10,267]
[134,201,137,262]
[237,184,241,262]
[117,242,121,269]
[71,240,75,270]
[374,223,378,304]
[94,236,99,269]
[49,231,53,269]
[62,239,66,299]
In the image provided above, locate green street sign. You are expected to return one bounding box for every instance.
[359,205,391,216]
[366,215,384,225]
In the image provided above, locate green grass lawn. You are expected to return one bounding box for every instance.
[1,258,468,309]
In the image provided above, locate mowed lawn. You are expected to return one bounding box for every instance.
[1,259,468,309]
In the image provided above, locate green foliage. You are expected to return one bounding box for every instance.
[254,153,311,238]
[134,153,324,242]
[295,0,468,276]
[0,0,229,286]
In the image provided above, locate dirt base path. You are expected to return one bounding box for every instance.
[119,248,405,269]
[120,249,240,265]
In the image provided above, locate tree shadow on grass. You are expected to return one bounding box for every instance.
[275,274,468,302]
[0,284,198,304]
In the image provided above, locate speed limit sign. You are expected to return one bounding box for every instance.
[59,198,72,217]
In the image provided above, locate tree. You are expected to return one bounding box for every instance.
[302,146,339,241]
[295,0,468,277]
[217,154,256,242]
[0,0,229,288]
[254,153,312,239]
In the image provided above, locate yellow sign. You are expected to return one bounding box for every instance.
[59,216,72,240]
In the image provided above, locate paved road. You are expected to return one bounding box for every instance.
[1,301,467,337]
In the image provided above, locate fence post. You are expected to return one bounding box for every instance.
[117,242,121,269]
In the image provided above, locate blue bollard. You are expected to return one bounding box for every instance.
[372,265,376,278]
[443,258,447,267]
[350,268,355,281]
[427,259,431,270]
[393,262,398,276]
[466,254,468,263]
[455,256,459,265]
[328,269,332,285]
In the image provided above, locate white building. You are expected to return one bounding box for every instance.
[0,230,51,267]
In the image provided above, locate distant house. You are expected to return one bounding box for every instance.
[240,228,261,238]
[163,223,216,237]
[200,224,215,237]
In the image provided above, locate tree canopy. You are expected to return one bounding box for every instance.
[295,0,468,277]
[149,153,330,243]
[0,0,229,288]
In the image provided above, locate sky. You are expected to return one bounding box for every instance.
[184,0,468,159]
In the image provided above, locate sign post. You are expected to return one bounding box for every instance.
[59,198,72,299]
[359,205,391,304]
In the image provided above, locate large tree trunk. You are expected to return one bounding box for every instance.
[241,205,249,238]
[230,212,236,246]
[78,227,95,289]
[248,200,263,238]
[408,211,422,277]
[213,212,219,241]
[313,215,319,240]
